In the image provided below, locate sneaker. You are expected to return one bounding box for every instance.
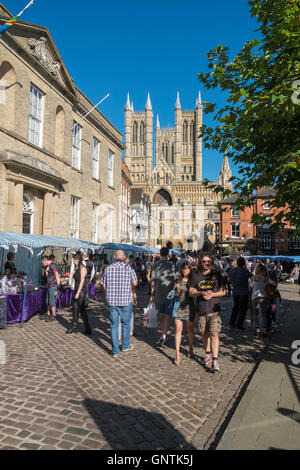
[156,336,167,347]
[113,354,119,358]
[46,315,56,322]
[122,344,134,352]
[201,354,212,367]
[66,324,78,334]
[212,359,220,372]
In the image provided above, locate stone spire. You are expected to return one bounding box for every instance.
[175,91,181,110]
[125,92,131,111]
[196,90,202,108]
[156,114,160,130]
[219,153,232,189]
[131,101,134,112]
[145,92,152,111]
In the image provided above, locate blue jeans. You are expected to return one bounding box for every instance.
[109,303,133,355]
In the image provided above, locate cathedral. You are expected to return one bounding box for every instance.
[124,92,232,250]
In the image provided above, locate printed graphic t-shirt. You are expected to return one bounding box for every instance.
[47,262,60,288]
[190,269,225,315]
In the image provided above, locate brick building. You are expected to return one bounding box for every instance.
[0,4,124,243]
[219,188,300,255]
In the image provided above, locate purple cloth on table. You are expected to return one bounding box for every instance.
[5,290,47,324]
[56,288,72,309]
[88,283,97,300]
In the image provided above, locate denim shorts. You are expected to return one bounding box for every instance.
[156,303,172,315]
[46,286,57,307]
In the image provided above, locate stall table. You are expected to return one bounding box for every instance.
[3,283,97,324]
[5,290,47,324]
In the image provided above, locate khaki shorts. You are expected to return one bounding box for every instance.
[198,312,222,336]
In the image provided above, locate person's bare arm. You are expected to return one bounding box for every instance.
[150,280,155,302]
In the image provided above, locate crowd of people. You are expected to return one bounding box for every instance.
[38,247,299,373]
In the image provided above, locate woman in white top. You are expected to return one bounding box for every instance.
[249,264,271,337]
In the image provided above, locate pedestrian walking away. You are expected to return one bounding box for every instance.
[229,257,251,331]
[101,250,138,357]
[66,253,91,335]
[189,254,226,372]
[249,264,274,337]
[41,256,61,322]
[150,247,176,347]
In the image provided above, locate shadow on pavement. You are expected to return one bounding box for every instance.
[83,398,197,450]
[277,408,300,423]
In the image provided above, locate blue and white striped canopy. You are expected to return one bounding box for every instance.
[99,243,153,254]
[0,231,101,251]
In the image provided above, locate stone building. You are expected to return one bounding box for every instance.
[130,188,150,246]
[124,91,232,250]
[0,4,124,243]
[120,160,132,243]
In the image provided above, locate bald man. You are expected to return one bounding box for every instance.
[101,250,138,357]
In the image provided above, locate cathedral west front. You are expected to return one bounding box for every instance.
[124,91,232,250]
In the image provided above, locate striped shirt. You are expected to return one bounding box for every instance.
[101,261,138,306]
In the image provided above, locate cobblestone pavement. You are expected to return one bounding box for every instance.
[0,285,292,450]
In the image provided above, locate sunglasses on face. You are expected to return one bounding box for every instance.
[202,260,210,264]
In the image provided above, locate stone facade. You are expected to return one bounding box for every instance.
[124,91,232,250]
[120,160,132,243]
[0,5,124,243]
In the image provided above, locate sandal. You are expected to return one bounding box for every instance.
[188,347,194,359]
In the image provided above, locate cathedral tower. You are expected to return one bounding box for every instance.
[124,93,153,184]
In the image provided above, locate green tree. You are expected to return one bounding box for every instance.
[199,0,300,234]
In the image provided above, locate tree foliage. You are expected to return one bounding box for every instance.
[199,0,300,235]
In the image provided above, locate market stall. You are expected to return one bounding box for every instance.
[0,231,102,327]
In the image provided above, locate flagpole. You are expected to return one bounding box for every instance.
[72,94,110,130]
[16,0,35,18]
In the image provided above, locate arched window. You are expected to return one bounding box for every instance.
[140,122,145,144]
[23,194,34,234]
[191,211,196,219]
[55,106,65,157]
[181,175,184,182]
[165,174,169,185]
[183,121,188,143]
[187,175,189,181]
[190,121,194,142]
[0,61,17,131]
[156,173,160,185]
[165,144,168,162]
[184,166,186,173]
[133,122,138,144]
[162,143,165,159]
[172,144,175,164]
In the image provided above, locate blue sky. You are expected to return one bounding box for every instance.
[4,0,259,181]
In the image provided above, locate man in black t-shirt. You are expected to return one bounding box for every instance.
[189,254,226,372]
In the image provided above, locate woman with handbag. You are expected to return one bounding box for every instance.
[171,262,194,366]
[249,264,273,337]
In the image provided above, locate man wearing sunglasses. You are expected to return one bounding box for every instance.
[189,254,226,372]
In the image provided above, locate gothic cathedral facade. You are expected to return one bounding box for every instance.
[124,92,232,250]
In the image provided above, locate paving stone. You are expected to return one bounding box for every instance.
[0,286,283,451]
[66,427,89,437]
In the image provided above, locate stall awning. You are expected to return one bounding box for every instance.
[0,231,101,251]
